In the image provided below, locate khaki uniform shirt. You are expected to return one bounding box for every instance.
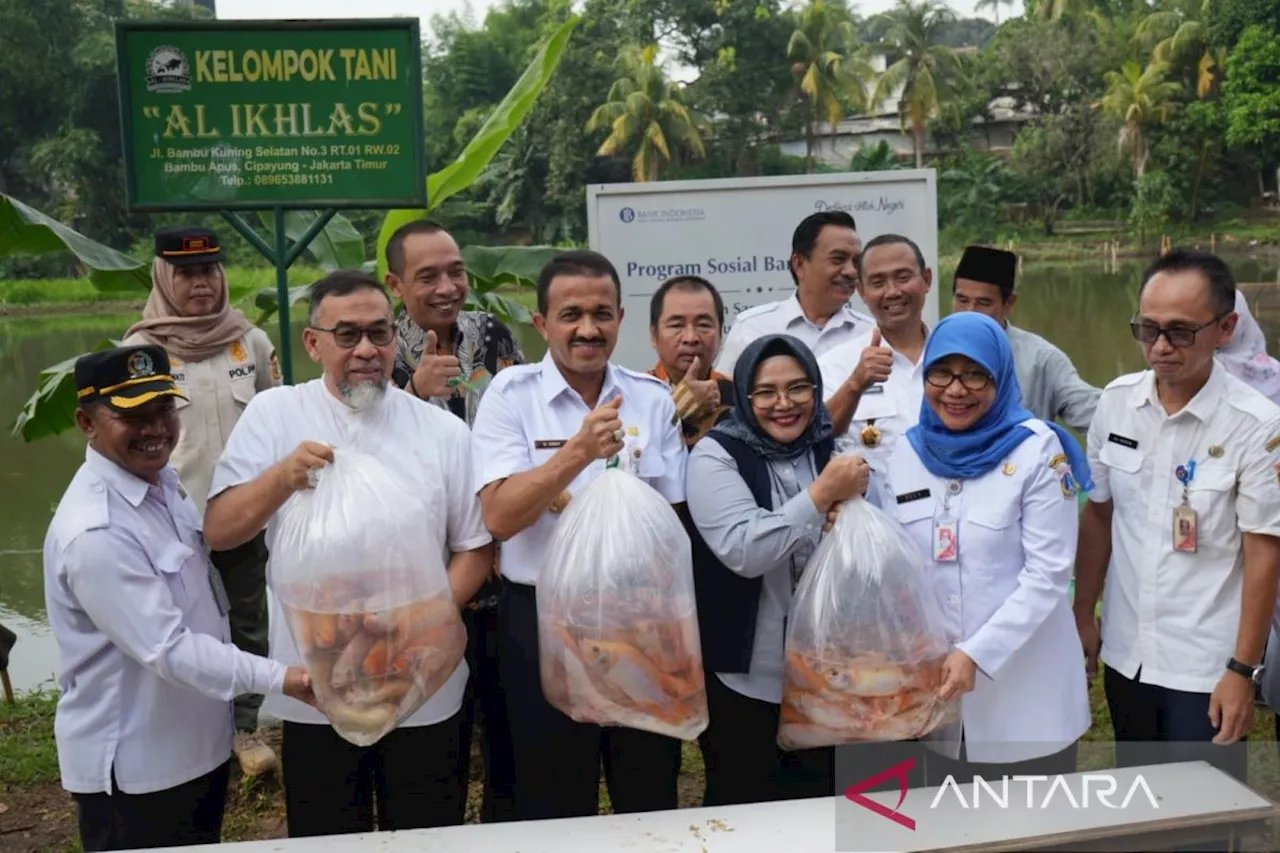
[122,327,280,514]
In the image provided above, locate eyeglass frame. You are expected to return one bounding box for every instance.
[924,367,994,392]
[1129,312,1227,349]
[308,322,395,349]
[747,381,817,409]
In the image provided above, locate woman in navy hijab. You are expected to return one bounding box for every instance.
[883,311,1093,783]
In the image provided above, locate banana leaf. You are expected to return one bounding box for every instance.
[256,210,365,272]
[375,15,581,282]
[11,338,122,442]
[461,245,560,287]
[0,194,148,293]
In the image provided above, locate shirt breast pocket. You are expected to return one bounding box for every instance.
[1098,442,1145,497]
[1188,465,1236,537]
[892,494,935,532]
[965,500,1020,570]
[231,376,257,408]
[156,540,198,612]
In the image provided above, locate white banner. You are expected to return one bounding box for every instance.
[587,171,940,371]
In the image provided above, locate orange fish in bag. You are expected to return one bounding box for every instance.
[270,448,466,747]
[779,496,959,750]
[536,468,708,740]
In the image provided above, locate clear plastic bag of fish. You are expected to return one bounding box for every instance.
[270,448,466,747]
[778,497,958,750]
[536,468,708,740]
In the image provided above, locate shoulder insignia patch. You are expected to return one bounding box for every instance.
[269,353,282,383]
[1049,453,1067,469]
[1049,454,1076,499]
[1266,435,1280,453]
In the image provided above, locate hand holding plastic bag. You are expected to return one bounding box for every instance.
[779,497,957,750]
[537,469,709,740]
[271,447,465,747]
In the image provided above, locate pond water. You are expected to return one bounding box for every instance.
[3,253,1278,694]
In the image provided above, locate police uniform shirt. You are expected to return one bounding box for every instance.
[713,294,874,378]
[208,379,492,727]
[885,419,1091,763]
[43,447,285,795]
[1006,323,1101,434]
[1088,362,1280,693]
[469,351,688,586]
[122,327,280,515]
[816,325,926,464]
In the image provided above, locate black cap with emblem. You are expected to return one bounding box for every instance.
[75,345,189,411]
[154,225,226,267]
[955,245,1018,299]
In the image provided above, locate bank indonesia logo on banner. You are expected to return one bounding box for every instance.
[146,46,192,94]
[619,207,636,223]
[617,205,706,225]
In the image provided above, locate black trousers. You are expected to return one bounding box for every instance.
[456,602,518,822]
[73,761,230,852]
[1104,666,1248,783]
[922,737,1079,786]
[281,716,465,837]
[698,669,835,806]
[500,581,683,820]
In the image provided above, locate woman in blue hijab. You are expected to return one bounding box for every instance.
[884,311,1092,785]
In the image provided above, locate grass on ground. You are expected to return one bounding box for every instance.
[4,676,1280,852]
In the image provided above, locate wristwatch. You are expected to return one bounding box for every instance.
[1226,657,1265,684]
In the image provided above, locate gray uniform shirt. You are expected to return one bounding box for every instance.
[1006,323,1101,434]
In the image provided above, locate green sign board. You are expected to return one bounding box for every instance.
[115,19,427,211]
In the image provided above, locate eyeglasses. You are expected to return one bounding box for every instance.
[1129,314,1225,349]
[309,323,395,349]
[924,368,993,391]
[748,382,816,408]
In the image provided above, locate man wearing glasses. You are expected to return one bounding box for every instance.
[816,233,933,467]
[204,271,495,837]
[1072,250,1280,786]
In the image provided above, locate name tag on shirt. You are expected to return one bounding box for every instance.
[896,489,931,504]
[1108,433,1139,449]
[863,384,885,395]
[535,439,568,450]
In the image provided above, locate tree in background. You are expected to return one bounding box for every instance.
[586,43,707,182]
[974,0,1014,25]
[786,0,874,172]
[869,0,969,168]
[1101,60,1182,179]
[1221,25,1280,194]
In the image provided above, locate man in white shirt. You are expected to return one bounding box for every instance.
[950,244,1101,433]
[470,250,688,820]
[1073,250,1280,784]
[204,270,494,836]
[43,344,311,852]
[816,233,932,466]
[713,211,872,376]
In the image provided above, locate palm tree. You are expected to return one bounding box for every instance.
[975,0,1013,24]
[868,0,968,169]
[787,0,875,173]
[1100,60,1182,179]
[1135,0,1221,99]
[585,44,706,182]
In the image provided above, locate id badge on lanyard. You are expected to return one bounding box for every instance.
[933,479,962,562]
[1173,460,1198,554]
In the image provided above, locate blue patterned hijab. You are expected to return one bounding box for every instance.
[905,312,1094,489]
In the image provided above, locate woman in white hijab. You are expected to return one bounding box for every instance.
[1217,289,1280,406]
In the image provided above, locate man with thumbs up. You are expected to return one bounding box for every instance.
[470,250,688,822]
[647,275,735,447]
[817,233,933,464]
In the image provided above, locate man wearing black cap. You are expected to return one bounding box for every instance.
[123,225,282,777]
[42,345,312,852]
[952,244,1100,433]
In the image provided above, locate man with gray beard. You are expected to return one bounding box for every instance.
[204,270,493,837]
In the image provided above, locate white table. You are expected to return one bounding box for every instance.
[133,761,1279,853]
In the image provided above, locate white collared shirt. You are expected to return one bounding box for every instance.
[208,379,493,727]
[714,294,874,378]
[816,326,926,464]
[469,351,688,586]
[43,447,285,795]
[1088,364,1280,693]
[885,419,1091,763]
